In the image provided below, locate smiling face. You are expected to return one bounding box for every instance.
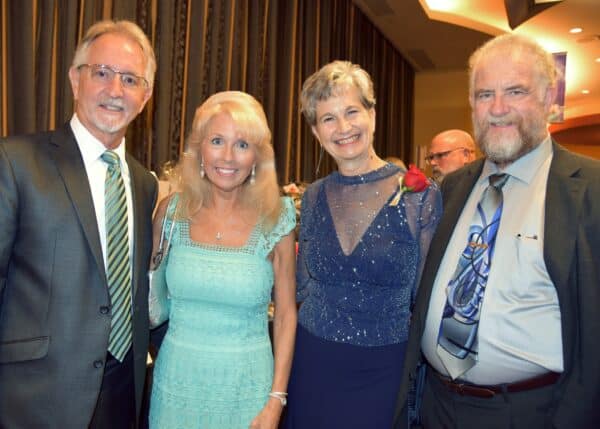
[471,51,555,167]
[200,112,257,195]
[311,86,376,174]
[69,32,152,149]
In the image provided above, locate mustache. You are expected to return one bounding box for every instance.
[485,114,519,127]
[99,97,125,109]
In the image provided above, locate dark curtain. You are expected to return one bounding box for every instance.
[0,0,414,184]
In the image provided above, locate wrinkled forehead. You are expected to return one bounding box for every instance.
[472,48,547,90]
[86,32,147,71]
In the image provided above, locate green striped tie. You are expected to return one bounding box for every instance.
[102,150,132,362]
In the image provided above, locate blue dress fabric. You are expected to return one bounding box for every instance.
[148,196,296,429]
[284,164,441,428]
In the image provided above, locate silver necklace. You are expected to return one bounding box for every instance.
[216,232,223,240]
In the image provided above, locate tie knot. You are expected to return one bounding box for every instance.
[489,173,509,190]
[101,151,121,170]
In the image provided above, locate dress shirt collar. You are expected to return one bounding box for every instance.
[70,114,127,165]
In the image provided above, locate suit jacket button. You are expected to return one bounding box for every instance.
[93,360,104,369]
[100,306,110,315]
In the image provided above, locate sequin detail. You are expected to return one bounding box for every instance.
[297,164,441,346]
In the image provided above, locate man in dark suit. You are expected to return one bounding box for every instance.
[0,20,157,428]
[394,34,599,428]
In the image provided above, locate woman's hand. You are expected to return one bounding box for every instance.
[248,398,283,429]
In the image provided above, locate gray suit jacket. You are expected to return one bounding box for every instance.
[0,124,157,428]
[393,142,600,428]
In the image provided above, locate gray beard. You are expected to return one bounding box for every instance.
[474,116,547,165]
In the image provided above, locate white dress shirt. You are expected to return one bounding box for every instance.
[70,114,135,271]
[422,136,563,384]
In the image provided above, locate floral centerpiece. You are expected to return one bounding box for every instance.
[282,182,306,222]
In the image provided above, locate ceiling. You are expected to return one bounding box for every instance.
[352,0,600,122]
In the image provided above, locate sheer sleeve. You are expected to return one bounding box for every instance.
[295,180,321,302]
[402,182,442,303]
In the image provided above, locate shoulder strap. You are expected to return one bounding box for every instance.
[153,194,179,267]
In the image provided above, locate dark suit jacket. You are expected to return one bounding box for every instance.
[0,124,157,428]
[393,142,600,428]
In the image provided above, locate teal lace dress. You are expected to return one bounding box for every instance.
[149,197,296,429]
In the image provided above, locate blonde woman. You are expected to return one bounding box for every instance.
[149,91,297,429]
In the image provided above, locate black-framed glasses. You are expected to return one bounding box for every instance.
[77,64,149,89]
[425,147,470,164]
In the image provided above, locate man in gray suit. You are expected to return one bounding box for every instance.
[0,20,157,428]
[394,34,599,428]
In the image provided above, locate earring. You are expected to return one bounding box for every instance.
[250,164,256,185]
[200,158,205,179]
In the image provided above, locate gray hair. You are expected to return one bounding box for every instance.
[72,20,156,87]
[300,60,375,126]
[468,34,558,101]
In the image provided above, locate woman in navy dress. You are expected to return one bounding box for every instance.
[283,61,442,428]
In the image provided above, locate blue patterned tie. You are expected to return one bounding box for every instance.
[437,173,509,379]
[102,151,132,362]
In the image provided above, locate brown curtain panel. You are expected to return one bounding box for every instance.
[0,0,414,184]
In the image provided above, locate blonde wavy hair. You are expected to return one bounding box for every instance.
[170,91,282,231]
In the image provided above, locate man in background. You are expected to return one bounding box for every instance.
[0,20,157,428]
[426,129,476,182]
[395,33,599,428]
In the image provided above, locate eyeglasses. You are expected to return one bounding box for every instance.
[425,147,471,164]
[77,64,149,89]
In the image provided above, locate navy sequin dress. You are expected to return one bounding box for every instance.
[284,164,441,428]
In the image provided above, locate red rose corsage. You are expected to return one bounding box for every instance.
[389,164,431,206]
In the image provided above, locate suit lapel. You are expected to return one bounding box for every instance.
[544,144,585,302]
[127,153,148,296]
[49,124,107,283]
